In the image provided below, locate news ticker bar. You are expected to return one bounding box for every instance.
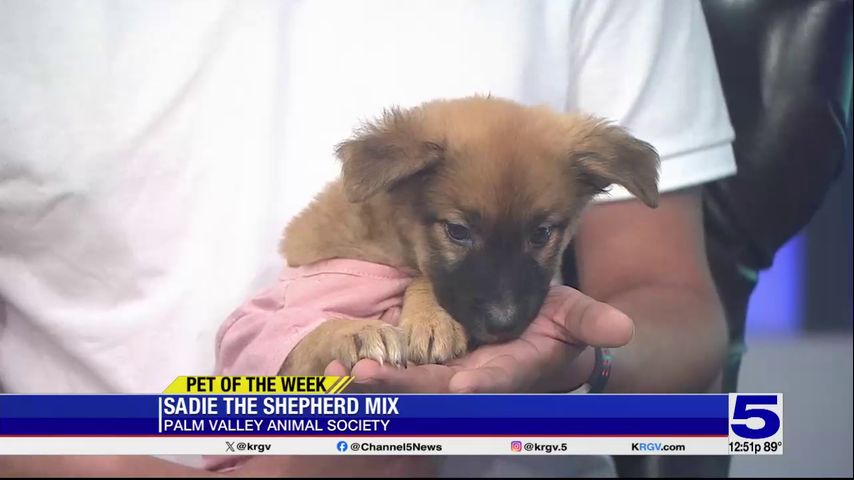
[0,393,783,455]
[0,436,782,456]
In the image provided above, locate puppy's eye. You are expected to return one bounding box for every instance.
[444,222,472,244]
[529,226,552,247]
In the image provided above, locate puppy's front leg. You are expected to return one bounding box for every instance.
[280,318,407,376]
[401,277,468,365]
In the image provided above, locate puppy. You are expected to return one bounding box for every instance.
[279,96,659,375]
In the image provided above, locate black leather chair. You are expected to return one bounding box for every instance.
[564,0,853,476]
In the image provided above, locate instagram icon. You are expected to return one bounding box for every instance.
[511,441,523,452]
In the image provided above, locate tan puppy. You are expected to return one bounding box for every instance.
[279,96,659,375]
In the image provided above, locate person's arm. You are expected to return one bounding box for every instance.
[571,188,727,393]
[557,0,733,394]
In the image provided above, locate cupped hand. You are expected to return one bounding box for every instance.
[325,286,634,394]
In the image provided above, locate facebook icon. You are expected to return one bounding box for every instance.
[337,441,348,452]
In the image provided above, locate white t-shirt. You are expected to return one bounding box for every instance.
[0,0,735,475]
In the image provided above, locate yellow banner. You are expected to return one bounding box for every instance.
[162,376,353,394]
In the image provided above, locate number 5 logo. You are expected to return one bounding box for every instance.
[730,394,782,439]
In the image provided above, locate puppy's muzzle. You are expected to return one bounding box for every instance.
[469,292,544,342]
[483,300,519,334]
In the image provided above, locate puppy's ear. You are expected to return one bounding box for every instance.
[570,119,660,208]
[336,107,443,202]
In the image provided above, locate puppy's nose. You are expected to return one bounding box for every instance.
[483,300,520,334]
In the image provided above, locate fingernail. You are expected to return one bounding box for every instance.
[353,375,377,384]
[450,383,476,394]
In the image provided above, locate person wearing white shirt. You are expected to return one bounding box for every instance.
[0,0,733,476]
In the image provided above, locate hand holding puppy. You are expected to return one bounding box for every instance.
[324,285,634,394]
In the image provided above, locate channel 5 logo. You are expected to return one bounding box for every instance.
[510,441,523,452]
[729,394,783,440]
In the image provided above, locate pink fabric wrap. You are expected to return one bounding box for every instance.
[215,259,417,378]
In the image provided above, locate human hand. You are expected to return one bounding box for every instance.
[325,286,634,393]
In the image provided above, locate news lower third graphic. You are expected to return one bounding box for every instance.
[0,376,783,456]
[161,375,352,394]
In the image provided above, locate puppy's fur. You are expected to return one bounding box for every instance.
[279,96,659,375]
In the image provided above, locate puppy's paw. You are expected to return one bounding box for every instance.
[330,319,407,370]
[402,309,468,365]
